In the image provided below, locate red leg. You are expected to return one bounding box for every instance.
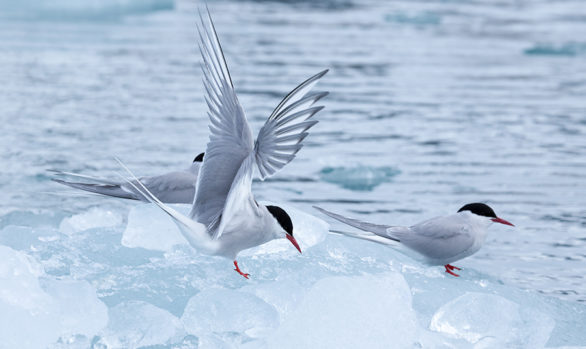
[233,260,250,279]
[444,264,460,277]
[446,264,461,271]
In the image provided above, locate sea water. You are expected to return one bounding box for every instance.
[1,0,586,347]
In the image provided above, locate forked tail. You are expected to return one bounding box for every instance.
[114,158,218,254]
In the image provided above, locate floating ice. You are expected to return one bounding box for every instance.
[181,288,279,340]
[266,272,417,349]
[96,300,184,348]
[0,246,107,349]
[2,206,586,348]
[430,292,555,347]
[0,0,174,21]
[59,207,122,235]
[319,165,400,191]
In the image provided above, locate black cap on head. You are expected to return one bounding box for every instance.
[266,205,293,236]
[458,203,497,218]
[193,152,205,163]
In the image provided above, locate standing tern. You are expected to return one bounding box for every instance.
[51,153,204,204]
[314,203,514,277]
[117,8,328,278]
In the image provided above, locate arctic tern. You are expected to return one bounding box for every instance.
[117,8,328,278]
[314,203,514,277]
[51,153,204,204]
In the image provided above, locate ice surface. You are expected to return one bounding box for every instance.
[181,288,279,340]
[59,207,123,235]
[430,292,555,347]
[2,207,586,348]
[96,300,184,348]
[0,246,107,349]
[266,272,417,349]
[122,204,188,252]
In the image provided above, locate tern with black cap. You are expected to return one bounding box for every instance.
[314,203,514,277]
[116,7,327,278]
[51,153,204,204]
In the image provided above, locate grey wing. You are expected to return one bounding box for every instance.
[254,70,328,179]
[313,206,398,241]
[395,215,475,260]
[191,8,254,230]
[52,178,142,201]
[135,171,197,204]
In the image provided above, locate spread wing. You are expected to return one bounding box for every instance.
[254,70,328,179]
[190,8,254,231]
[191,7,328,240]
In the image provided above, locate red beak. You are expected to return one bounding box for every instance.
[286,234,302,254]
[491,217,514,226]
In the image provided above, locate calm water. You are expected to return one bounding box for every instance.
[1,0,586,308]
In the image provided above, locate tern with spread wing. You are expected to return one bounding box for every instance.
[118,9,328,278]
[51,153,204,204]
[314,203,514,277]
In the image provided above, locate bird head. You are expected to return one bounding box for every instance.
[266,205,301,253]
[193,152,205,163]
[458,203,514,226]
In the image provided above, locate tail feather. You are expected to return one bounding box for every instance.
[329,229,399,246]
[313,206,399,242]
[114,157,218,254]
[48,170,119,185]
[51,178,140,201]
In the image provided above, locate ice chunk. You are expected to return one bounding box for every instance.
[430,292,555,347]
[96,301,184,348]
[122,204,189,252]
[43,278,109,338]
[319,165,400,191]
[59,207,122,235]
[266,272,417,349]
[181,288,279,339]
[241,203,329,256]
[0,246,107,349]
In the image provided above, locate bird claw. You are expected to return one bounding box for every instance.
[233,261,250,279]
[444,264,461,277]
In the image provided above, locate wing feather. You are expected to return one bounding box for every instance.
[191,8,254,232]
[254,71,328,179]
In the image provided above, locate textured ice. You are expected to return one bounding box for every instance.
[266,273,417,349]
[430,292,555,347]
[122,204,188,252]
[2,208,586,348]
[182,288,279,339]
[96,301,184,348]
[0,246,107,349]
[59,207,122,235]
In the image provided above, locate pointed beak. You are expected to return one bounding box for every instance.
[491,217,514,226]
[286,234,302,254]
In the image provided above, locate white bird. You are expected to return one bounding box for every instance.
[51,152,204,204]
[314,203,514,277]
[117,8,328,279]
